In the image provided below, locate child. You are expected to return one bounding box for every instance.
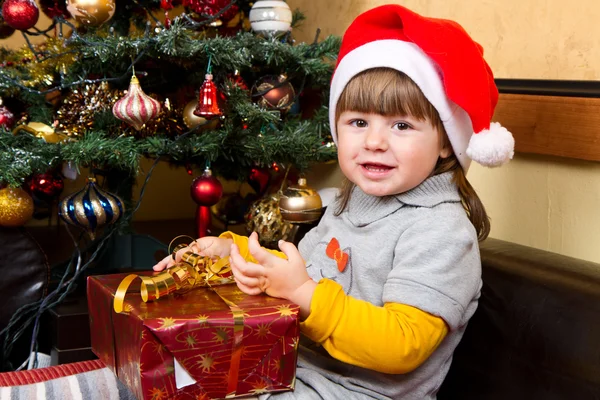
[154,4,514,399]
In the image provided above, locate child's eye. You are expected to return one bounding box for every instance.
[350,119,367,128]
[394,122,411,130]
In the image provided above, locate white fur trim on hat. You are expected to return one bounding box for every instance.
[329,39,474,171]
[466,122,515,167]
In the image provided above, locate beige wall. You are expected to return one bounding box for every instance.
[7,2,600,263]
[287,0,600,263]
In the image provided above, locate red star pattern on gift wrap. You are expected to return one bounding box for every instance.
[255,323,272,339]
[213,328,229,344]
[158,317,177,330]
[184,333,198,348]
[149,386,168,400]
[250,379,271,395]
[196,314,209,324]
[197,354,215,373]
[271,357,285,373]
[276,305,296,319]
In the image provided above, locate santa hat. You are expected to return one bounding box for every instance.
[329,4,514,170]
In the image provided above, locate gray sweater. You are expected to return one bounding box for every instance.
[267,172,482,400]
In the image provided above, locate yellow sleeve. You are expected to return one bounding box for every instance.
[219,231,287,262]
[301,279,448,374]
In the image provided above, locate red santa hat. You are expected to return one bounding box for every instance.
[329,4,514,170]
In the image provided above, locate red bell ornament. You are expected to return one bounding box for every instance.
[1,0,39,31]
[193,74,222,119]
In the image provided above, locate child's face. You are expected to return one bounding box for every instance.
[336,111,450,197]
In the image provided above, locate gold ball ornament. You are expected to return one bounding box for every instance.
[183,99,219,131]
[246,193,296,249]
[0,187,34,227]
[279,177,323,223]
[66,0,115,27]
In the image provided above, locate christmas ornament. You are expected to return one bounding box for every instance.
[0,99,15,130]
[66,0,115,26]
[246,193,296,249]
[251,74,295,111]
[0,187,34,227]
[30,172,64,201]
[184,0,240,25]
[0,20,16,39]
[191,167,223,206]
[57,81,122,137]
[249,0,292,38]
[248,167,270,195]
[12,121,70,143]
[40,0,71,19]
[193,74,222,119]
[112,74,161,131]
[279,177,323,223]
[1,0,39,31]
[58,177,124,240]
[183,99,218,131]
[191,166,223,237]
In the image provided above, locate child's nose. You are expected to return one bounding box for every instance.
[364,127,388,151]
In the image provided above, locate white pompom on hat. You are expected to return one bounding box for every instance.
[329,4,514,170]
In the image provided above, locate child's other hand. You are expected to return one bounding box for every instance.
[229,232,313,303]
[152,236,233,272]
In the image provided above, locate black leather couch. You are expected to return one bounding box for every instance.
[439,238,600,399]
[2,227,599,398]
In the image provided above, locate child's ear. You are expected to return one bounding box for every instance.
[439,145,452,159]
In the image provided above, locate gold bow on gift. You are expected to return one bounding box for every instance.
[113,243,234,314]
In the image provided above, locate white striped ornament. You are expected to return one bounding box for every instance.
[112,75,161,131]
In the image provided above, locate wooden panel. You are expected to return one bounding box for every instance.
[493,93,600,162]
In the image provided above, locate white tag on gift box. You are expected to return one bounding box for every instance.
[174,358,197,389]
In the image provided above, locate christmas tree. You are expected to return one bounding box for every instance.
[0,0,340,370]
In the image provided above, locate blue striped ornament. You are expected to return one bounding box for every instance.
[58,177,124,240]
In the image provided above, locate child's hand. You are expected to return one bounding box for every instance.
[230,232,317,317]
[152,236,233,272]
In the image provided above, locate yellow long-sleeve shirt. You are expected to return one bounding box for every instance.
[220,231,448,374]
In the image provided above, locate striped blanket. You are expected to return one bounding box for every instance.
[0,360,135,400]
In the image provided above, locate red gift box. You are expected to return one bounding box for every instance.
[88,273,299,399]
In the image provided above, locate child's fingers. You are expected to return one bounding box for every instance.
[230,262,261,288]
[277,240,303,264]
[248,232,277,266]
[234,277,263,296]
[153,255,172,271]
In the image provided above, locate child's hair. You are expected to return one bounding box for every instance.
[334,68,490,241]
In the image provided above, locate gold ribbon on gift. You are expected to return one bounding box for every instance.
[113,247,233,314]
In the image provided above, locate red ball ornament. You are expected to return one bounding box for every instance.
[39,0,71,19]
[2,0,40,31]
[190,167,223,206]
[0,101,15,130]
[184,0,239,23]
[30,172,64,200]
[251,74,296,111]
